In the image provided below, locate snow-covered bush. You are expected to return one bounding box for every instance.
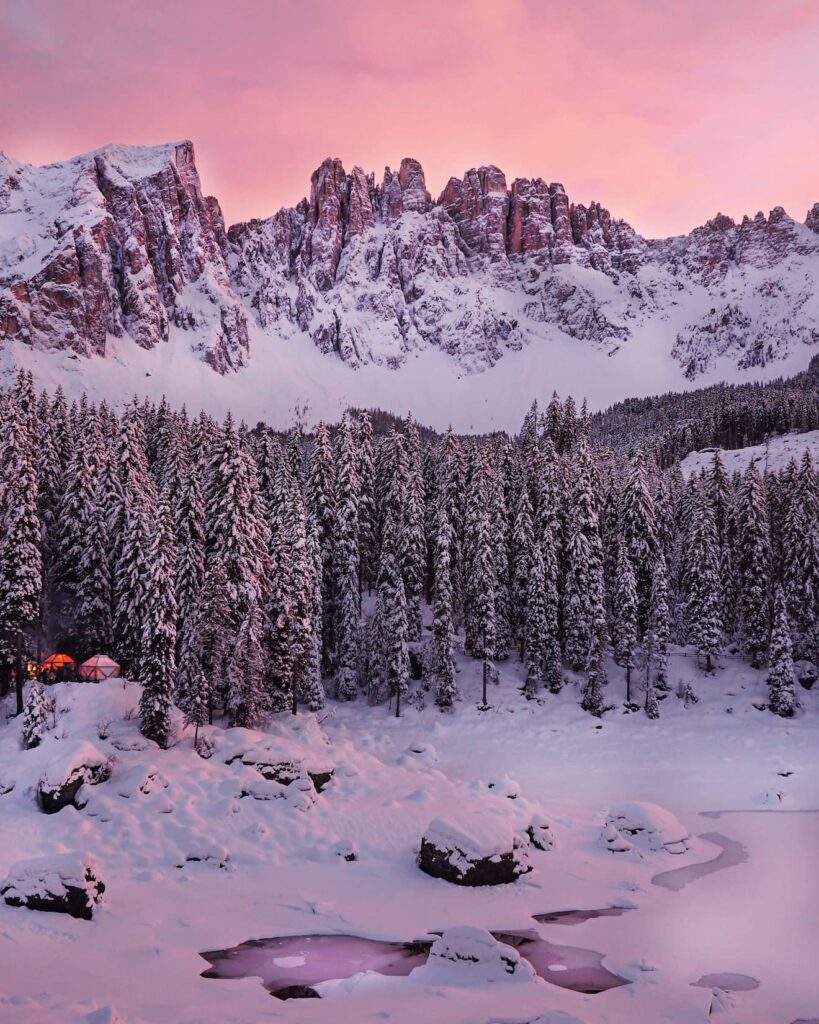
[22,682,51,749]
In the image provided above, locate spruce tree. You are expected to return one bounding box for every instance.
[139,506,178,748]
[175,594,210,742]
[613,542,638,703]
[463,448,496,660]
[684,487,723,671]
[402,416,426,642]
[0,397,43,711]
[306,423,336,672]
[735,462,771,668]
[333,420,361,700]
[768,585,796,718]
[432,498,457,708]
[523,544,547,695]
[377,506,409,716]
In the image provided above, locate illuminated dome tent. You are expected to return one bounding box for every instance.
[79,655,121,681]
[41,653,75,673]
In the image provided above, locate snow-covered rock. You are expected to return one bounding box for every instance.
[409,926,536,985]
[602,801,691,855]
[526,814,555,851]
[1,852,105,920]
[37,741,112,813]
[418,817,532,886]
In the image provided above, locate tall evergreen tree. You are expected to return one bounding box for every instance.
[139,505,177,747]
[684,487,723,671]
[333,420,361,700]
[768,585,796,718]
[432,498,457,709]
[735,462,771,667]
[613,541,638,703]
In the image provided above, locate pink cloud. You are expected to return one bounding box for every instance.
[2,0,818,237]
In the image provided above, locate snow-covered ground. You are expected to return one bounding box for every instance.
[1,647,817,1024]
[2,313,816,435]
[681,430,819,479]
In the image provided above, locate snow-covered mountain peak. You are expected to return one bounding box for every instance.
[3,139,819,424]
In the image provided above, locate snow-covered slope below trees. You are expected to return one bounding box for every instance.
[3,142,819,429]
[681,430,819,478]
[1,661,817,1024]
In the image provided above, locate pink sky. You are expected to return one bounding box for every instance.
[2,0,819,238]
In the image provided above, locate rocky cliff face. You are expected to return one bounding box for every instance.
[3,141,819,382]
[0,141,247,372]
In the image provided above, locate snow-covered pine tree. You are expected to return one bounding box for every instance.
[581,625,605,717]
[199,557,231,720]
[301,512,326,711]
[619,448,658,630]
[767,585,796,718]
[646,552,671,691]
[523,544,547,695]
[113,486,153,677]
[356,412,377,598]
[401,416,426,643]
[333,419,361,700]
[74,486,113,659]
[436,429,464,624]
[377,505,409,716]
[226,598,267,727]
[306,423,336,673]
[735,461,771,668]
[510,483,534,659]
[462,446,496,660]
[174,457,206,647]
[783,451,819,660]
[0,396,43,707]
[139,503,178,748]
[613,541,639,703]
[541,524,562,693]
[22,681,50,749]
[175,594,210,742]
[490,444,512,659]
[684,487,723,671]
[432,497,457,709]
[563,437,607,672]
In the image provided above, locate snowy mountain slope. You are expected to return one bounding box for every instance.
[3,141,819,426]
[681,429,819,478]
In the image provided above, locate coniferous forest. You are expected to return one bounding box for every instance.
[2,368,817,749]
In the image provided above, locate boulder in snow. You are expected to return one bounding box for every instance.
[602,801,690,855]
[1,852,105,920]
[37,741,112,814]
[410,926,535,984]
[418,817,532,886]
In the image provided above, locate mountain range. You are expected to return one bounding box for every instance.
[2,139,819,428]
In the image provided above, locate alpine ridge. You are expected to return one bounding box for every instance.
[3,140,819,390]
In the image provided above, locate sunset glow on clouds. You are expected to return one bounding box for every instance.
[2,0,819,237]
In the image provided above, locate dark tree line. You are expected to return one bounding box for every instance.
[591,353,819,465]
[2,374,815,747]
